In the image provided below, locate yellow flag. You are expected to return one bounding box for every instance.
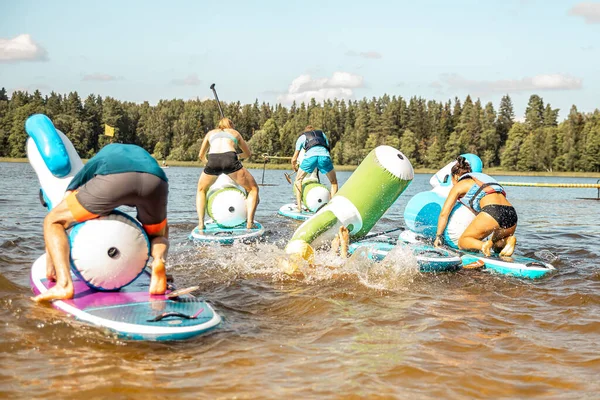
[104,124,115,137]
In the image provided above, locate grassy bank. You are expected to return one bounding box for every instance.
[3,157,599,178]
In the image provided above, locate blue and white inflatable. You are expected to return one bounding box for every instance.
[403,154,482,248]
[26,114,149,291]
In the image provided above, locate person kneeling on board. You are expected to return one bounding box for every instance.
[291,126,338,212]
[32,144,169,302]
[434,156,517,257]
[196,118,259,230]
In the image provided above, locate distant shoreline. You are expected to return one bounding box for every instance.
[3,157,599,178]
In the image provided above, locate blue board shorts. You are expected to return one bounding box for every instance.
[300,156,334,174]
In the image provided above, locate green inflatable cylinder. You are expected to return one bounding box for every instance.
[286,145,414,258]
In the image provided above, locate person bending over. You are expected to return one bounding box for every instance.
[291,125,338,212]
[434,156,517,257]
[33,144,169,302]
[197,118,259,230]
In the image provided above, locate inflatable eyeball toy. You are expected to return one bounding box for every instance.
[69,212,150,291]
[206,175,247,228]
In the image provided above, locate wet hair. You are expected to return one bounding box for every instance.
[304,125,315,132]
[451,156,472,178]
[217,118,234,130]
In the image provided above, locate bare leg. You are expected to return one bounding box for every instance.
[458,212,498,255]
[294,169,308,212]
[331,234,341,255]
[45,247,56,281]
[490,226,517,255]
[339,226,349,258]
[196,172,218,231]
[32,201,77,302]
[149,225,169,295]
[326,169,338,197]
[229,168,260,229]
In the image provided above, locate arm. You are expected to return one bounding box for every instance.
[198,134,210,163]
[291,150,300,172]
[235,130,252,160]
[434,184,463,247]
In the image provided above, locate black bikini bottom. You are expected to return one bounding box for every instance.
[204,152,243,176]
[481,204,518,229]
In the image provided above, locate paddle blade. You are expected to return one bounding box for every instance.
[166,286,200,298]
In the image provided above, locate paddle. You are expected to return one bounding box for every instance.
[356,226,406,242]
[166,286,200,299]
[210,83,225,118]
[284,171,295,184]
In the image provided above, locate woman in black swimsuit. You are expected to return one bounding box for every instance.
[196,118,259,230]
[434,157,518,257]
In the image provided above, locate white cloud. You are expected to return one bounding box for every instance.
[438,73,582,95]
[278,71,364,104]
[82,73,119,82]
[0,34,48,62]
[345,50,383,59]
[171,73,201,86]
[569,2,600,24]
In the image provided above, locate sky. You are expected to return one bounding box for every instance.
[1,0,599,120]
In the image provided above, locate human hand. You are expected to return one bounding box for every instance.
[434,236,443,247]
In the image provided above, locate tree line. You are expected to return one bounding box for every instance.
[0,87,598,172]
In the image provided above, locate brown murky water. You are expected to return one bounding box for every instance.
[1,163,599,399]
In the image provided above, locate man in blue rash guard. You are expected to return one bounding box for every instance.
[290,125,338,212]
[32,144,169,302]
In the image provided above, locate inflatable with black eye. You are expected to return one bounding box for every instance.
[27,114,221,340]
[189,174,265,244]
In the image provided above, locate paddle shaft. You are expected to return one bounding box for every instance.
[210,83,225,118]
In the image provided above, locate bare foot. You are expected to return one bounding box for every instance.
[149,259,167,295]
[499,236,517,257]
[198,223,205,232]
[32,282,74,302]
[481,240,493,257]
[246,222,255,230]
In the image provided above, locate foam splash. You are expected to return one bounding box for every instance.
[169,241,422,292]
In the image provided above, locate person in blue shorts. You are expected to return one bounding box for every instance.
[32,144,169,302]
[290,126,338,212]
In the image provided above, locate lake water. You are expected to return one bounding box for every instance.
[1,162,599,399]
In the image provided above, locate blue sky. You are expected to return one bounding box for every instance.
[1,0,599,119]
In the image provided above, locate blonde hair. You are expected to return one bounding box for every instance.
[304,125,314,132]
[217,118,235,130]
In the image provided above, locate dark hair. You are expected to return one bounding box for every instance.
[451,156,472,177]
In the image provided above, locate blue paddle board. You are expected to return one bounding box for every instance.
[30,254,221,340]
[398,230,555,279]
[278,203,314,221]
[189,219,265,244]
[349,240,462,272]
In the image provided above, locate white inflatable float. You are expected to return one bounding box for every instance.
[190,174,264,244]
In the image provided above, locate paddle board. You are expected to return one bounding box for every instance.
[348,240,462,272]
[278,203,314,221]
[30,254,221,340]
[189,219,264,244]
[399,230,555,279]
